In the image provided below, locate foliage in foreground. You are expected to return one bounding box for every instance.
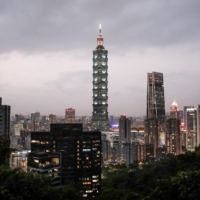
[96,146,200,200]
[0,167,79,200]
[0,138,13,166]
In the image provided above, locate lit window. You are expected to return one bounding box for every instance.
[86,190,93,193]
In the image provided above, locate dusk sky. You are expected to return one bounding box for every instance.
[0,1,200,117]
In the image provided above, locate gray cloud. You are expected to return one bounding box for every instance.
[45,70,92,95]
[0,1,200,116]
[1,1,200,54]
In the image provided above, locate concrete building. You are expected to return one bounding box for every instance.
[65,108,75,123]
[30,123,101,198]
[197,104,200,146]
[119,115,131,164]
[49,114,57,124]
[0,97,11,139]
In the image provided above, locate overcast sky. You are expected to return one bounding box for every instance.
[0,0,200,117]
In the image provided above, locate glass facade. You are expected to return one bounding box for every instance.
[186,108,197,151]
[91,28,109,131]
[147,72,165,119]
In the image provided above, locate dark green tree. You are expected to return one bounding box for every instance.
[0,138,12,166]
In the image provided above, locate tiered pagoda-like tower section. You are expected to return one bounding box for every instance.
[91,25,109,131]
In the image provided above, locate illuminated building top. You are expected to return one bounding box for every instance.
[91,25,109,131]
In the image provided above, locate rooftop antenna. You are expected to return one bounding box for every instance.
[99,24,102,36]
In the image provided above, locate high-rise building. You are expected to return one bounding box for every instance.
[146,72,165,120]
[119,115,131,144]
[119,115,131,164]
[145,72,165,158]
[65,108,75,123]
[170,100,180,119]
[186,108,197,151]
[91,25,109,131]
[166,100,181,155]
[31,113,36,131]
[30,124,101,198]
[144,118,159,158]
[0,97,11,139]
[197,104,200,146]
[183,106,194,129]
[49,114,57,124]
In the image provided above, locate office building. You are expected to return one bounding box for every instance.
[49,114,57,124]
[146,72,165,120]
[31,113,36,131]
[145,72,165,159]
[119,115,131,144]
[65,108,75,123]
[186,108,197,151]
[132,142,145,162]
[198,105,200,146]
[166,119,181,154]
[183,106,194,129]
[119,115,131,164]
[166,100,181,155]
[170,100,180,119]
[91,25,109,131]
[0,97,11,139]
[101,134,111,162]
[144,118,159,158]
[30,123,101,198]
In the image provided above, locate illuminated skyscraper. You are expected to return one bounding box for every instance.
[186,108,197,151]
[169,100,180,119]
[65,108,75,123]
[145,72,166,158]
[183,106,194,129]
[147,72,165,119]
[166,100,181,155]
[91,25,109,131]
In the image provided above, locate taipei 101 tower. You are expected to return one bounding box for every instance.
[91,24,109,131]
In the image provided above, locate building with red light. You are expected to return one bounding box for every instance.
[65,108,75,123]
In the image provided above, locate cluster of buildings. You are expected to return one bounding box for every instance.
[0,25,200,198]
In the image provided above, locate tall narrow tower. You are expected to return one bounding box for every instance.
[145,72,165,158]
[147,72,165,119]
[91,25,109,131]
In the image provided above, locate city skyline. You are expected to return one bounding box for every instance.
[0,1,200,116]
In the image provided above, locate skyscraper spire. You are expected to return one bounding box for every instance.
[92,25,109,131]
[97,24,103,46]
[99,24,102,36]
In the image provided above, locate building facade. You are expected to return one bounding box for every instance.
[119,115,131,164]
[30,123,101,198]
[91,25,109,131]
[65,108,75,123]
[0,97,11,139]
[197,104,200,146]
[146,72,165,120]
[166,100,181,155]
[186,108,197,151]
[145,72,165,159]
